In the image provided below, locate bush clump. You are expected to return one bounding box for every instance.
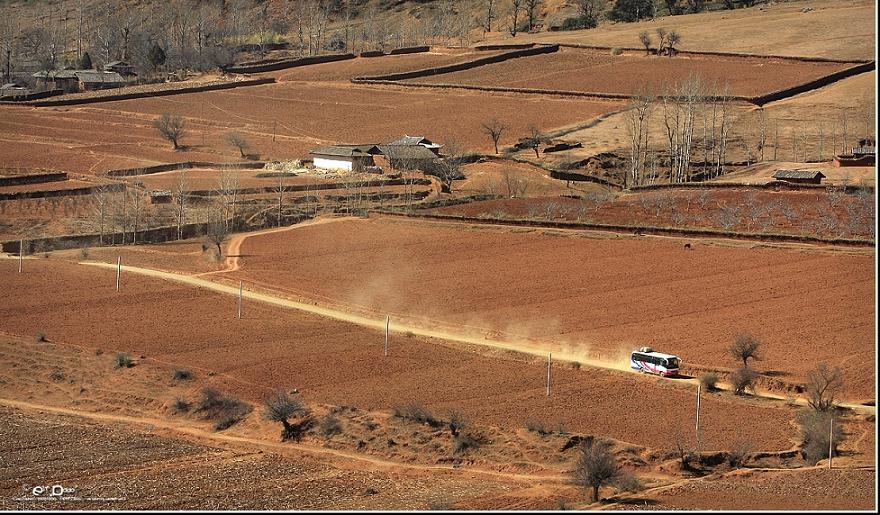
[797,409,844,465]
[730,367,758,395]
[319,413,343,438]
[173,397,192,412]
[453,433,481,455]
[699,372,719,391]
[393,403,440,427]
[525,419,550,436]
[35,331,48,343]
[172,368,194,381]
[114,352,135,369]
[196,388,252,430]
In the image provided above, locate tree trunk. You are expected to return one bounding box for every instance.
[592,485,600,503]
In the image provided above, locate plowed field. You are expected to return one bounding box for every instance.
[228,217,875,401]
[405,47,854,97]
[0,258,797,452]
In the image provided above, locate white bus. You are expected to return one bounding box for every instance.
[630,347,681,377]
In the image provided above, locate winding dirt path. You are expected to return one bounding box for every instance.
[77,256,875,414]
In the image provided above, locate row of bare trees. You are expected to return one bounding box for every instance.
[624,76,737,188]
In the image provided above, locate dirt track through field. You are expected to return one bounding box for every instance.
[77,257,874,414]
[0,397,564,483]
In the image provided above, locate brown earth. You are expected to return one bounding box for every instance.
[405,47,852,97]
[642,468,876,510]
[0,257,801,453]
[222,217,875,402]
[0,83,620,173]
[269,49,502,82]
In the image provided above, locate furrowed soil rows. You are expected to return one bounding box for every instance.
[229,217,875,401]
[0,84,621,173]
[0,258,795,452]
[403,47,855,97]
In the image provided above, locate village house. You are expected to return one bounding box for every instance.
[309,145,378,172]
[32,70,126,93]
[834,138,876,167]
[772,169,826,185]
[103,61,137,79]
[309,135,444,173]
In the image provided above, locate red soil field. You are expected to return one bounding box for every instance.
[229,217,875,401]
[0,258,797,452]
[405,47,854,97]
[429,188,876,240]
[0,83,621,173]
[270,49,502,82]
[648,468,875,510]
[0,179,98,193]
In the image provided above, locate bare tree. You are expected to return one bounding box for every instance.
[625,91,653,188]
[666,30,681,56]
[506,0,523,36]
[273,173,286,227]
[524,0,542,32]
[729,333,761,368]
[128,186,148,244]
[172,171,189,240]
[206,221,229,258]
[155,113,186,150]
[226,131,250,158]
[215,170,241,230]
[264,390,310,440]
[526,125,543,158]
[806,363,844,412]
[92,184,112,244]
[437,140,465,193]
[483,0,497,32]
[731,367,758,395]
[638,31,652,54]
[571,438,622,503]
[481,118,508,154]
[575,0,602,28]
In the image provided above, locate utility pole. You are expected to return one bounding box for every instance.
[116,256,121,292]
[546,353,552,396]
[384,315,390,357]
[18,239,23,273]
[696,383,702,455]
[237,281,243,319]
[828,417,834,469]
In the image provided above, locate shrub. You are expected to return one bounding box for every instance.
[35,331,48,343]
[525,419,549,436]
[610,47,624,56]
[449,411,466,436]
[731,367,758,395]
[80,247,90,259]
[613,472,644,493]
[319,413,343,438]
[797,409,844,465]
[172,368,194,381]
[453,433,481,455]
[727,440,753,468]
[699,372,718,391]
[197,388,252,430]
[114,352,134,369]
[49,369,65,382]
[173,397,192,412]
[393,403,439,427]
